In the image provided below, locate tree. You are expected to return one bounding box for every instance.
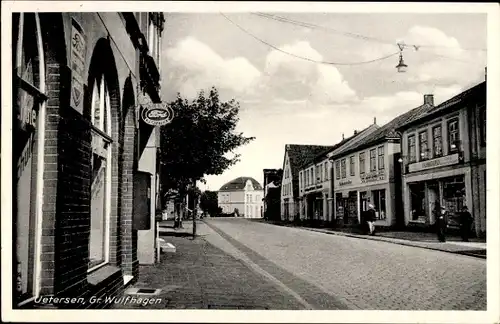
[159,87,255,235]
[199,190,219,217]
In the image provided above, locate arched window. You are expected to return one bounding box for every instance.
[13,13,46,306]
[89,72,112,271]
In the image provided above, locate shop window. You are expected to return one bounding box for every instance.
[442,176,466,216]
[369,149,376,172]
[409,183,426,221]
[419,130,429,161]
[372,190,386,220]
[432,125,443,158]
[377,146,384,170]
[89,73,112,271]
[13,12,46,306]
[448,118,460,153]
[359,152,365,174]
[479,106,486,146]
[408,134,416,163]
[335,161,340,180]
[341,159,346,179]
[350,156,355,176]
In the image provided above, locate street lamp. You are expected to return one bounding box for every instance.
[396,43,408,73]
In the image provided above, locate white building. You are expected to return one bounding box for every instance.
[218,177,264,218]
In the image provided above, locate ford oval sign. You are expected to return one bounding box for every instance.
[141,103,174,126]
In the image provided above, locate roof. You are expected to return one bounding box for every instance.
[219,177,263,191]
[306,123,380,167]
[331,103,435,159]
[397,81,486,131]
[286,144,334,179]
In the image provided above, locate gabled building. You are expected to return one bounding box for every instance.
[281,144,333,221]
[218,177,264,218]
[396,81,486,237]
[329,95,435,228]
[298,123,380,224]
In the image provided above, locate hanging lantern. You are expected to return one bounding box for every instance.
[396,52,408,73]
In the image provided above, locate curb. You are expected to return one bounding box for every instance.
[267,222,487,260]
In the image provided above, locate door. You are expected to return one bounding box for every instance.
[133,171,152,230]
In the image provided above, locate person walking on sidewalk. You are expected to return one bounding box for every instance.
[435,203,448,242]
[366,203,376,235]
[458,205,473,242]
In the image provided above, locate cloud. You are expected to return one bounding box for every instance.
[400,26,486,85]
[259,41,357,105]
[164,37,261,99]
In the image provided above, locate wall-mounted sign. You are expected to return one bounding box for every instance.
[141,103,174,126]
[70,18,87,114]
[361,170,385,183]
[408,153,459,173]
[339,180,352,186]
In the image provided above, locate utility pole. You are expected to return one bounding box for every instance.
[192,179,197,238]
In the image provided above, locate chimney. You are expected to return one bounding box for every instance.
[424,94,434,106]
[354,130,358,135]
[342,133,344,140]
[373,117,377,125]
[485,67,487,81]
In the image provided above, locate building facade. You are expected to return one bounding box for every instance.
[298,154,332,223]
[397,82,486,237]
[12,12,164,309]
[280,144,332,222]
[218,177,263,218]
[331,140,402,227]
[328,97,437,228]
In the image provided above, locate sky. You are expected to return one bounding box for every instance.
[159,11,487,192]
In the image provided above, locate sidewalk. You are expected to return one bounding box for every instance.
[254,219,486,259]
[111,221,304,310]
[297,226,487,259]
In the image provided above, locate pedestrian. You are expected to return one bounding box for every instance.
[366,203,376,235]
[435,202,448,242]
[458,206,473,242]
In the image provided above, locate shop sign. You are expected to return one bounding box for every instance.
[339,179,352,186]
[361,170,385,183]
[141,103,174,126]
[408,153,459,173]
[70,18,87,113]
[138,92,174,126]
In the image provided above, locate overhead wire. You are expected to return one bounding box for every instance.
[252,12,487,52]
[220,13,400,66]
[251,12,486,66]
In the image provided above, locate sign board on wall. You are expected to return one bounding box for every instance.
[70,18,87,114]
[408,153,460,173]
[138,92,174,126]
[360,170,385,183]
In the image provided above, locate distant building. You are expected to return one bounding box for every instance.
[396,81,486,237]
[281,144,333,222]
[263,169,283,221]
[218,177,264,218]
[299,123,379,224]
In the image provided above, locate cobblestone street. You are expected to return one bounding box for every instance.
[112,218,486,310]
[205,218,486,310]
